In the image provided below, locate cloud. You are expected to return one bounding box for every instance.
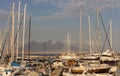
[32,0,120,17]
[32,0,49,5]
[0,9,10,22]
[33,14,78,21]
[33,15,65,20]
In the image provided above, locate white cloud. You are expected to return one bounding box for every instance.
[32,0,120,17]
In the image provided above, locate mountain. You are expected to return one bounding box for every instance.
[38,39,64,51]
[19,40,64,52]
[19,39,88,52]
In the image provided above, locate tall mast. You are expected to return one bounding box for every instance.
[79,10,82,54]
[88,15,92,55]
[0,30,2,52]
[16,1,21,60]
[96,8,101,54]
[67,32,71,53]
[22,4,27,62]
[110,20,112,51]
[28,16,31,61]
[69,33,71,53]
[11,3,15,61]
[67,33,68,53]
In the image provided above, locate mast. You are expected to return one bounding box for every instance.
[110,20,112,51]
[0,30,2,56]
[16,1,21,60]
[0,30,2,53]
[28,16,31,61]
[79,10,82,54]
[11,3,15,61]
[22,4,27,62]
[99,9,112,52]
[67,32,71,53]
[88,15,92,55]
[69,33,71,53]
[66,33,68,53]
[96,7,101,54]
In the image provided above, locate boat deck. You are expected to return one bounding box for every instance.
[51,66,63,76]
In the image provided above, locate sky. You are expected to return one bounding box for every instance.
[0,0,120,51]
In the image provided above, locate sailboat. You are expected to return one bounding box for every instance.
[59,32,79,60]
[80,15,99,61]
[10,2,27,69]
[2,2,31,76]
[99,14,119,65]
[79,10,99,61]
[62,14,112,76]
[0,2,20,76]
[63,61,111,76]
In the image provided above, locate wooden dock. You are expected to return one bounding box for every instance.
[51,66,63,76]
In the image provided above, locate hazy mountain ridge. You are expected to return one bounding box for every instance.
[19,39,89,52]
